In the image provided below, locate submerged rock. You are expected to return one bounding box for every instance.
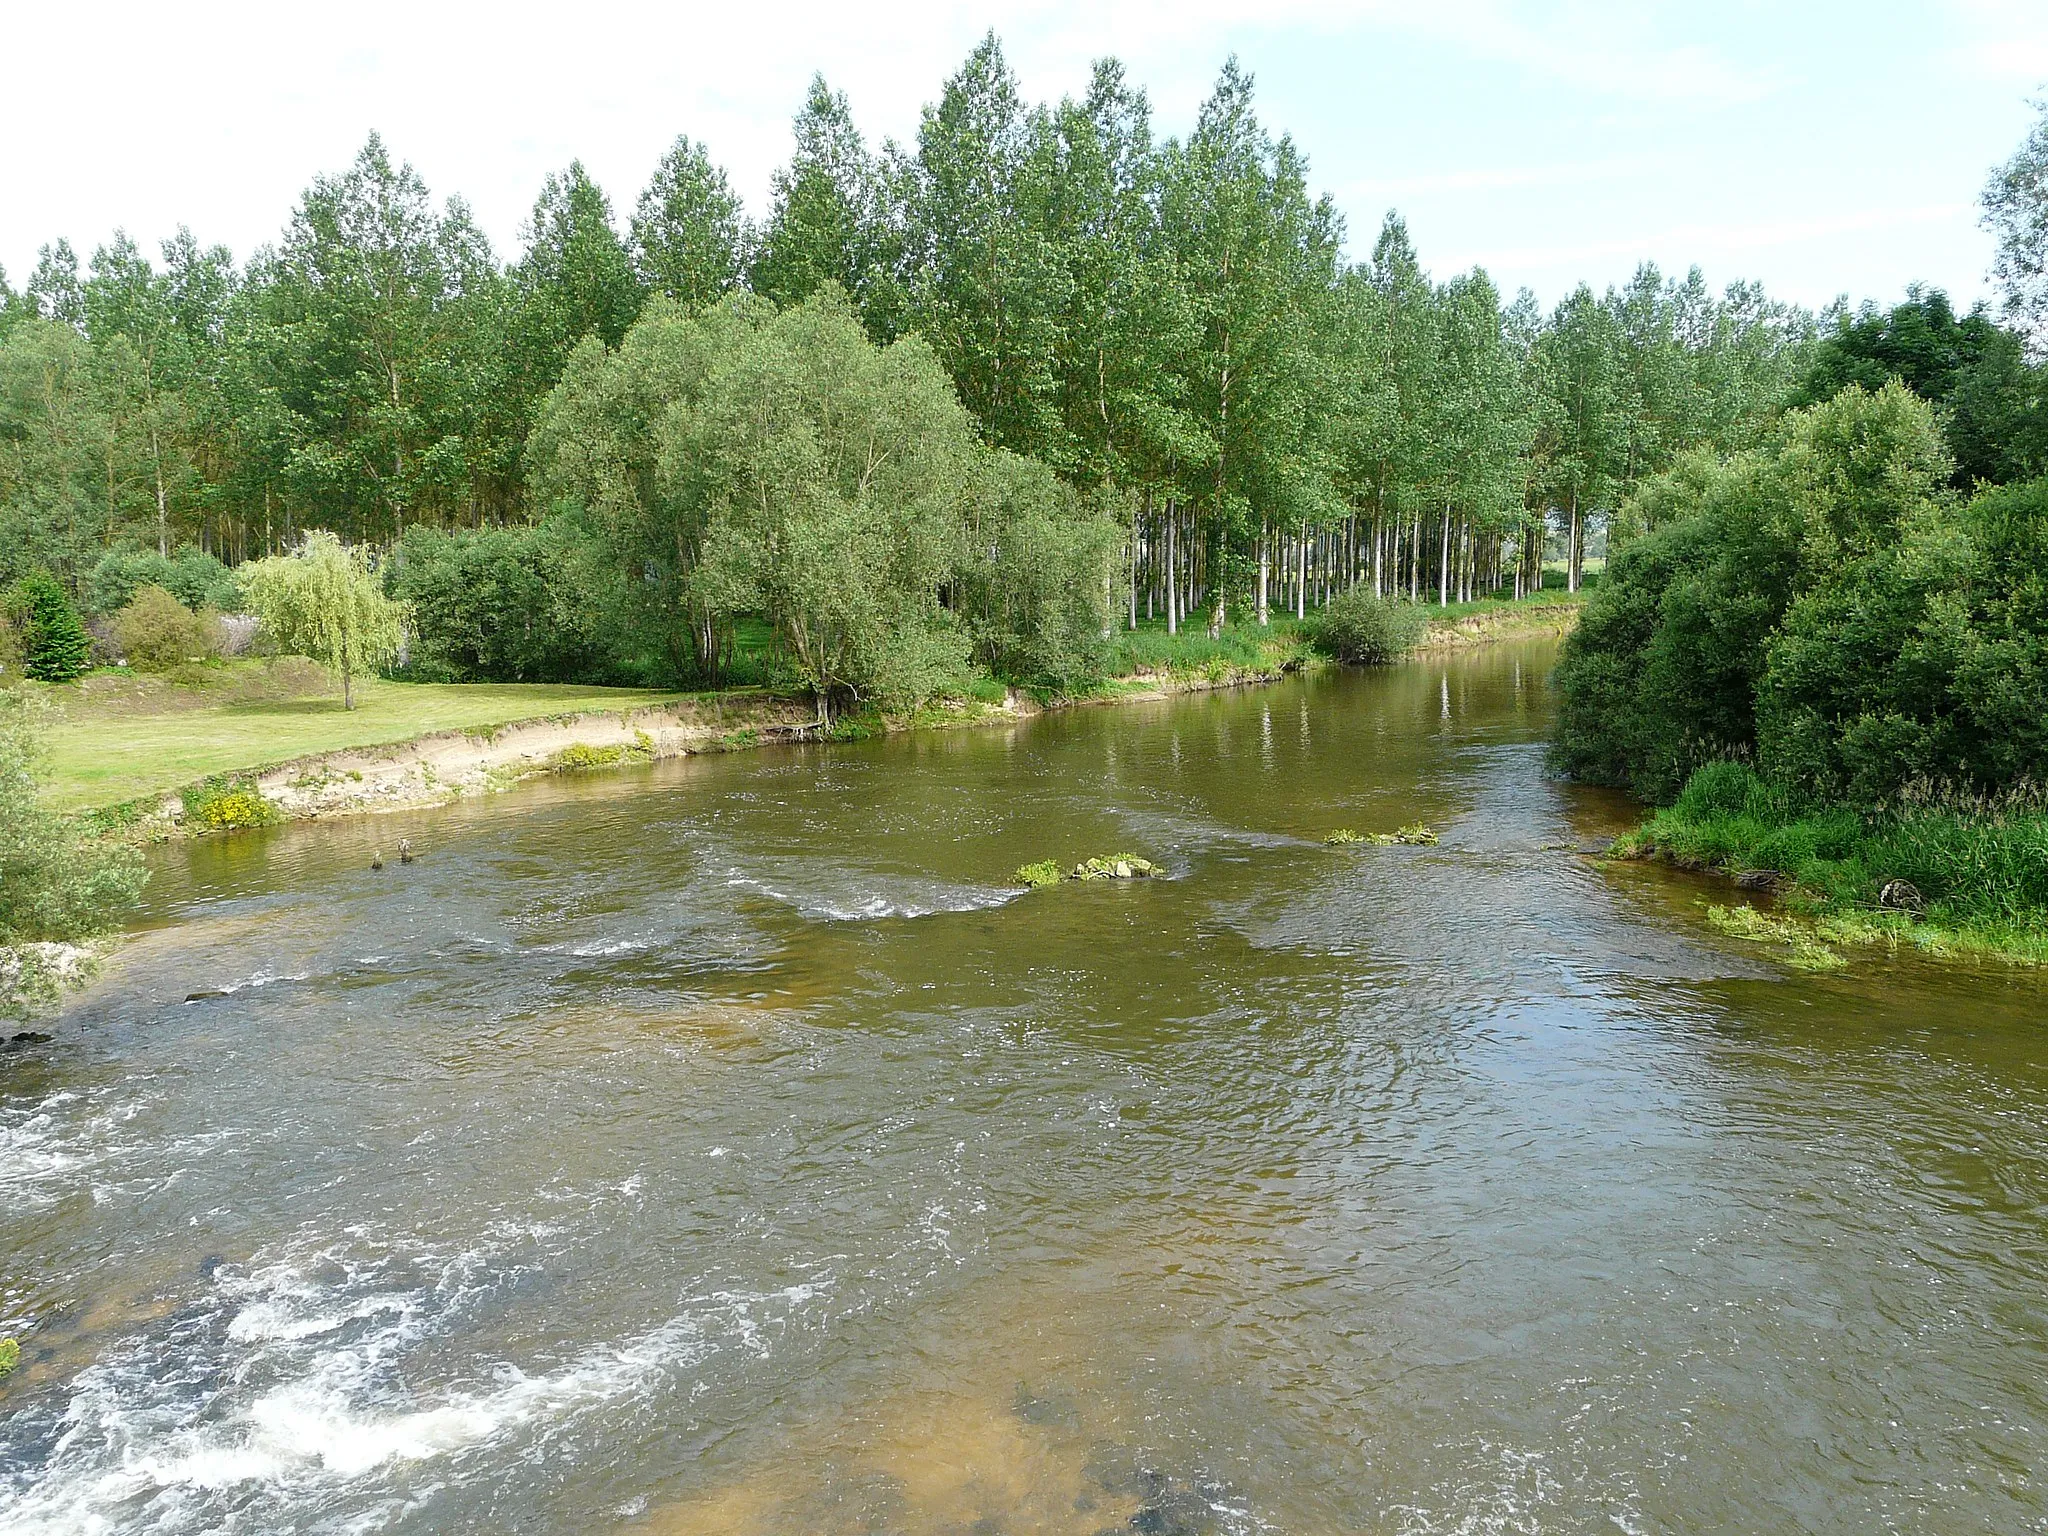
[1070,854,1163,881]
[1359,823,1438,847]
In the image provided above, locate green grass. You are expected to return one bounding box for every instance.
[1427,586,1589,624]
[1615,761,2048,967]
[1097,616,1316,686]
[29,661,693,810]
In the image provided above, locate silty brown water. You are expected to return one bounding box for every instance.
[2,638,2045,1534]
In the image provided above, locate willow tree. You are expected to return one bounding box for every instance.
[675,288,981,720]
[1984,95,2048,353]
[242,530,406,707]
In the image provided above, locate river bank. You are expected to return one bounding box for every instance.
[1606,763,2048,970]
[68,596,1583,841]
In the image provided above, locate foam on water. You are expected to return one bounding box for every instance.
[0,1090,148,1211]
[0,1234,833,1536]
[725,868,1020,922]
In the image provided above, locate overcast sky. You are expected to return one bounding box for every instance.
[6,0,2045,314]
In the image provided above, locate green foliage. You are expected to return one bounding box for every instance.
[114,585,221,670]
[392,517,633,684]
[242,532,407,708]
[83,545,241,618]
[1370,823,1439,846]
[749,76,893,320]
[0,1338,18,1376]
[514,161,645,377]
[1983,96,2048,353]
[1704,904,1849,971]
[632,137,747,309]
[0,692,145,955]
[954,453,1122,690]
[1309,589,1427,663]
[12,570,90,682]
[181,781,279,832]
[1791,286,2046,486]
[1322,828,1364,845]
[1626,761,2048,955]
[1553,384,1958,803]
[548,734,654,772]
[1013,859,1065,888]
[680,290,978,714]
[1100,620,1311,683]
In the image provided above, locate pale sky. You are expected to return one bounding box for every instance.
[6,0,2046,314]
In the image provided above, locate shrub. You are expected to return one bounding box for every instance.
[182,782,279,832]
[1,693,146,1008]
[113,585,221,671]
[391,518,634,685]
[11,570,90,682]
[1310,589,1428,664]
[0,599,21,677]
[1013,860,1064,888]
[83,546,242,619]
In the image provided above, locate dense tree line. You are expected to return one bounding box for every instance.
[1555,100,2048,814]
[5,39,2045,698]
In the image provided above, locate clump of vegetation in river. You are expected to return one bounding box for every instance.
[1015,854,1162,886]
[1325,824,1438,846]
[1376,824,1439,845]
[1703,903,1851,971]
[1069,854,1162,880]
[0,691,146,1014]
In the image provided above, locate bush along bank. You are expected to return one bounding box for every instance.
[1555,383,2048,970]
[1612,762,2048,968]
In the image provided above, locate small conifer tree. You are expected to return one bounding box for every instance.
[14,571,91,682]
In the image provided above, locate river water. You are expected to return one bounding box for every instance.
[3,639,2046,1535]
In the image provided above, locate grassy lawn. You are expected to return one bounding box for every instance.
[33,662,692,810]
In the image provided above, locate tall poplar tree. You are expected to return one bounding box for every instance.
[631,136,748,310]
[750,76,888,321]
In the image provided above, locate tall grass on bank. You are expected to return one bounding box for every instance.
[1098,619,1317,684]
[1618,761,2048,963]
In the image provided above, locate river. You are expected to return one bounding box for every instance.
[3,638,2045,1534]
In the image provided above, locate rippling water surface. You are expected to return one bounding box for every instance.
[4,639,2046,1535]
